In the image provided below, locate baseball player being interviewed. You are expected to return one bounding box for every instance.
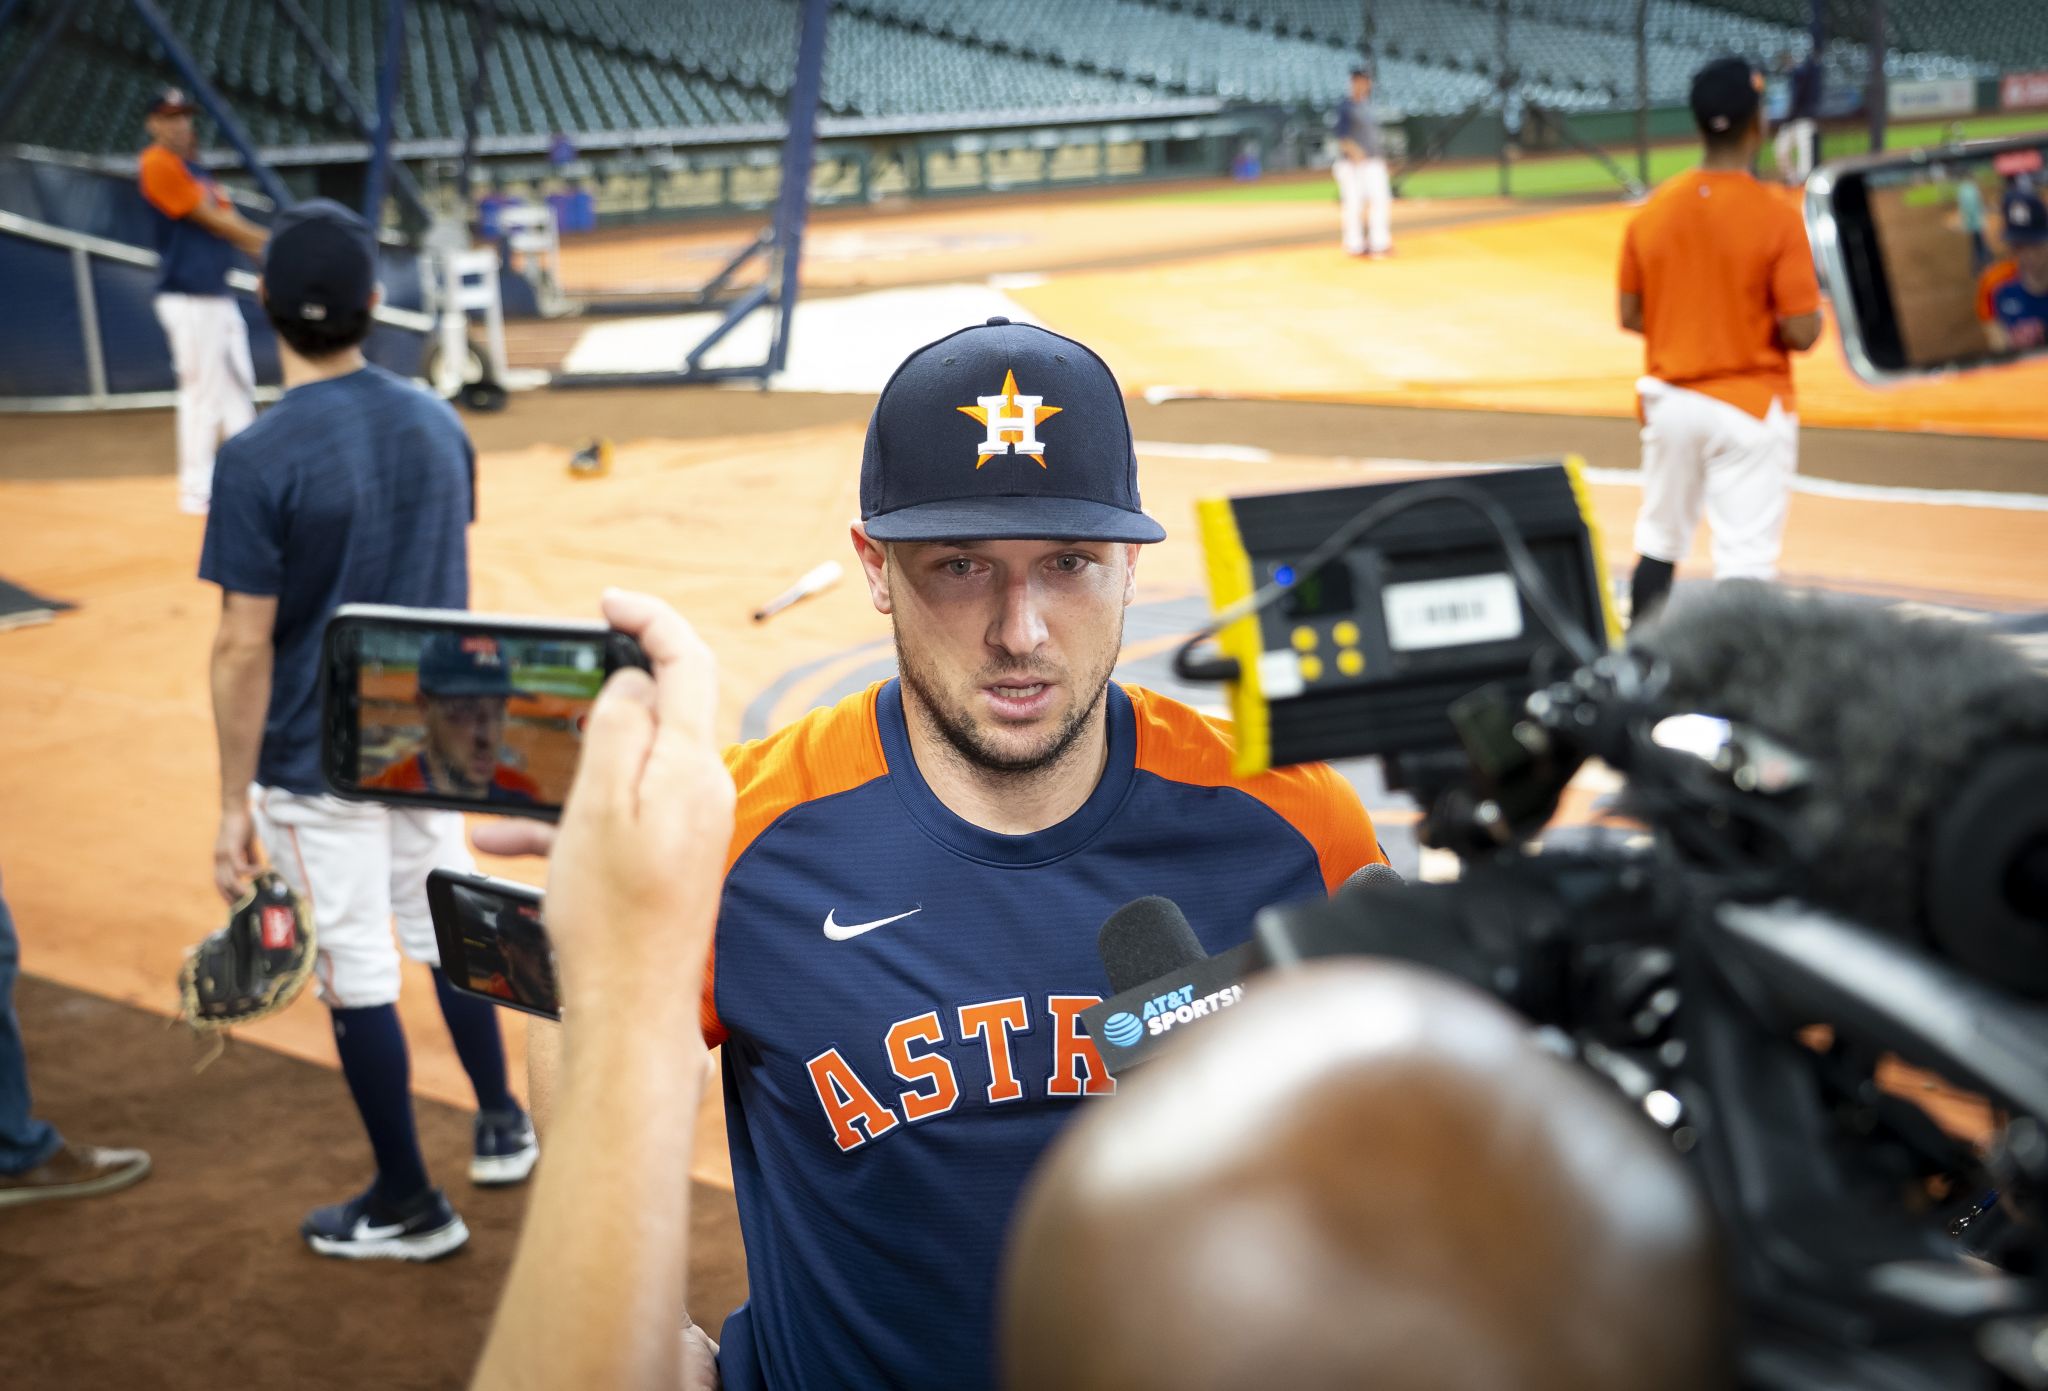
[1977,185,2048,355]
[484,318,1388,1388]
[137,88,268,515]
[1334,68,1392,258]
[361,634,545,806]
[202,200,534,1263]
[1618,57,1822,627]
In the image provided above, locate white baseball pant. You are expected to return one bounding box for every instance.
[1334,155,1392,256]
[1774,118,1817,183]
[250,786,472,1009]
[1634,377,1798,580]
[152,292,256,515]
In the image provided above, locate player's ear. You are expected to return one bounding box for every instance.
[369,285,383,314]
[851,522,892,615]
[1121,543,1140,607]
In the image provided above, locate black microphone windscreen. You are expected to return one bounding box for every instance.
[1343,861,1403,894]
[1099,896,1206,996]
[1633,583,2048,942]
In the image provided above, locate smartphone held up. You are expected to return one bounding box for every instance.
[321,604,650,820]
[1808,132,2048,383]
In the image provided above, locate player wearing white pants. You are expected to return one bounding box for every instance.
[249,788,468,1007]
[153,293,256,516]
[1334,69,1392,257]
[137,88,268,514]
[1335,156,1393,258]
[1634,377,1798,581]
[1773,117,1817,184]
[1618,57,1823,626]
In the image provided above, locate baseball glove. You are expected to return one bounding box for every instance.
[178,871,316,1048]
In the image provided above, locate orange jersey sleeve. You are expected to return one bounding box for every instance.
[1126,686,1384,892]
[706,684,892,1048]
[1978,261,2016,323]
[138,146,203,219]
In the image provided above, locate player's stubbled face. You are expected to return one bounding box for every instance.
[423,695,509,791]
[889,539,1136,775]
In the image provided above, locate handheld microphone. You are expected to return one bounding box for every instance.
[1082,897,1265,1075]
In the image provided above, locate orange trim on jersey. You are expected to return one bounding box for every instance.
[703,683,891,1047]
[1978,260,2017,323]
[138,145,205,220]
[1126,685,1383,892]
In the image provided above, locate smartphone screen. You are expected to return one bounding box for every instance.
[1817,140,2048,380]
[323,606,647,819]
[428,870,560,1021]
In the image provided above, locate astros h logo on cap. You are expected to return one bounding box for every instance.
[859,317,1166,544]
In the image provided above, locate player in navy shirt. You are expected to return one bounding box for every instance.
[519,319,1385,1387]
[201,201,537,1263]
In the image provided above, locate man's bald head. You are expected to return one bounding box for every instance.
[1002,961,1732,1391]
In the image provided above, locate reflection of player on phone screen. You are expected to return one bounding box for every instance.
[1978,187,2048,354]
[365,634,544,804]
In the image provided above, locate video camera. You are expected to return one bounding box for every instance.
[1179,464,2048,1390]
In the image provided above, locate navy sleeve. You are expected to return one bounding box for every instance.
[197,438,284,596]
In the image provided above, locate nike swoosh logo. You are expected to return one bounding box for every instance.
[823,906,923,942]
[351,1217,409,1240]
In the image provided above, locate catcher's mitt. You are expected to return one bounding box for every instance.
[178,871,316,1042]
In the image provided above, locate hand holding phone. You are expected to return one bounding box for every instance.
[542,590,734,1019]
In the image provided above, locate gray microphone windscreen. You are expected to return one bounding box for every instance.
[1343,861,1404,894]
[1099,896,1206,996]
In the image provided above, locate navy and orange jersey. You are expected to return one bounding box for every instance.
[137,144,237,295]
[706,678,1381,1390]
[1977,260,2048,350]
[362,750,541,806]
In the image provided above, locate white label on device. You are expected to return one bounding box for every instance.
[1257,649,1306,699]
[1383,573,1523,651]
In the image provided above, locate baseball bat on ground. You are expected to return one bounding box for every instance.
[753,561,844,623]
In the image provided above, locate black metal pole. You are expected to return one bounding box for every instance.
[767,0,828,376]
[1866,0,1887,153]
[1635,0,1649,189]
[271,0,427,226]
[1497,0,1510,197]
[362,0,407,226]
[457,0,500,209]
[1360,0,1373,74]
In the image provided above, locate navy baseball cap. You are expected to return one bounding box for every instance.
[146,87,195,117]
[859,318,1166,544]
[417,634,529,699]
[2004,187,2048,246]
[1691,56,1763,136]
[264,199,377,324]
